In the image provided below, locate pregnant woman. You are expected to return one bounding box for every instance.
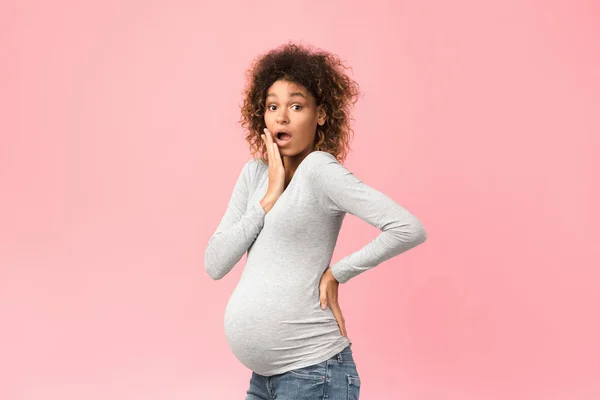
[204,42,427,400]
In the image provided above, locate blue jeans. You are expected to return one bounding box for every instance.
[245,344,361,400]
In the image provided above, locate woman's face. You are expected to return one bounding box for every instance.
[264,79,326,158]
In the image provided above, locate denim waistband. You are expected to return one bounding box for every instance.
[329,343,354,363]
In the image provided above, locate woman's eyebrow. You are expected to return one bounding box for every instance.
[266,92,306,99]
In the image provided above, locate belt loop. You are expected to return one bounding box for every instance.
[266,377,276,398]
[337,352,343,363]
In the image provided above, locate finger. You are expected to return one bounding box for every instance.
[263,127,272,147]
[264,127,274,146]
[272,142,282,166]
[319,280,330,309]
[263,129,273,165]
[265,129,282,166]
[319,283,327,309]
[329,302,347,337]
[339,318,347,338]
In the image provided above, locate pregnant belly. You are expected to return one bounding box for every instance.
[223,282,341,373]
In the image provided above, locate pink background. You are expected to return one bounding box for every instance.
[1,0,599,399]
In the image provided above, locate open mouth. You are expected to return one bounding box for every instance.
[276,131,292,141]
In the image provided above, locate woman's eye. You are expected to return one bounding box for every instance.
[267,104,301,111]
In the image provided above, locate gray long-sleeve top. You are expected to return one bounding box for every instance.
[204,150,427,376]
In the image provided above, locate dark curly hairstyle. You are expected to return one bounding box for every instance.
[239,42,360,164]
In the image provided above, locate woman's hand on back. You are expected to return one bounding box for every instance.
[260,128,285,213]
[319,267,348,338]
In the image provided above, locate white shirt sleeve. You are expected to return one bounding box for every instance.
[204,160,266,280]
[308,152,427,283]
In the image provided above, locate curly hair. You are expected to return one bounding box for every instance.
[239,42,360,164]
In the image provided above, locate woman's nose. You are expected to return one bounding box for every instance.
[276,112,288,124]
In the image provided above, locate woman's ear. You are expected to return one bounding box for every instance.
[317,104,327,126]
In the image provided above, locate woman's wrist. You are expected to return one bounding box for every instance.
[260,197,276,213]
